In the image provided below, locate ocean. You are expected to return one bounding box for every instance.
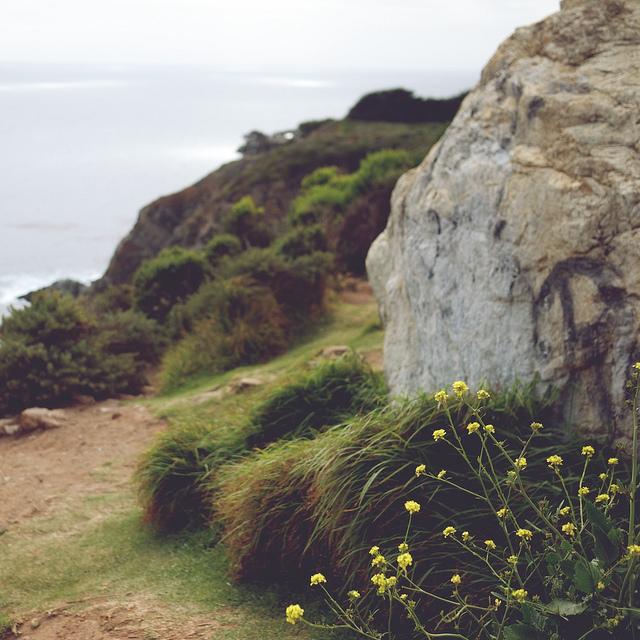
[0,63,477,316]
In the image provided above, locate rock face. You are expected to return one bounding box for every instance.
[367,0,640,437]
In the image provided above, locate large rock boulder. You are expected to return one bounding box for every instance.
[367,0,640,437]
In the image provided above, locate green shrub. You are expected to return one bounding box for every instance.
[221,196,272,249]
[203,233,242,268]
[86,283,134,314]
[300,166,340,191]
[160,278,288,392]
[133,246,207,321]
[214,383,582,591]
[274,225,328,260]
[0,293,150,414]
[246,353,386,449]
[0,611,12,635]
[136,421,246,533]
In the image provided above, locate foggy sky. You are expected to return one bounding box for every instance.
[2,0,559,71]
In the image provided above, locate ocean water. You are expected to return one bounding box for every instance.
[0,63,477,315]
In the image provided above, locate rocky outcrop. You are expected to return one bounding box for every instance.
[367,0,640,437]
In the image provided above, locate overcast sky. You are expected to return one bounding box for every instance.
[2,0,559,71]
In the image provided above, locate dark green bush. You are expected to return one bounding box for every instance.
[246,353,386,449]
[136,421,246,533]
[0,293,151,414]
[300,166,340,190]
[160,278,288,392]
[214,384,583,590]
[273,224,328,260]
[203,233,242,268]
[86,283,134,314]
[221,196,272,249]
[133,246,207,321]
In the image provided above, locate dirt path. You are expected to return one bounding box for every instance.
[0,398,221,639]
[0,399,164,531]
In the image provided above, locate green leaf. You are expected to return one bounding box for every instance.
[573,559,598,593]
[584,500,613,533]
[504,623,541,640]
[545,599,587,616]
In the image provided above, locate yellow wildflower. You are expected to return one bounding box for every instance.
[452,381,469,397]
[496,507,509,518]
[434,389,448,404]
[437,469,447,480]
[507,555,518,566]
[348,590,361,600]
[461,531,471,542]
[466,421,480,434]
[559,506,571,516]
[578,486,590,497]
[562,522,577,537]
[477,389,491,400]
[310,573,327,586]
[371,554,386,568]
[397,552,413,571]
[494,598,502,608]
[595,493,610,504]
[450,573,461,585]
[606,617,621,629]
[484,424,495,434]
[443,526,456,538]
[530,421,543,432]
[516,528,533,542]
[286,604,304,625]
[546,455,563,468]
[627,545,640,557]
[433,428,446,442]
[599,473,607,480]
[415,464,426,477]
[608,457,619,466]
[398,542,409,553]
[369,545,380,556]
[515,457,527,470]
[405,500,421,514]
[634,362,640,371]
[484,539,497,550]
[581,445,595,458]
[371,573,395,594]
[596,582,605,591]
[611,483,620,494]
[511,588,528,603]
[506,470,517,484]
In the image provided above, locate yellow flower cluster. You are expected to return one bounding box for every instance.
[562,522,577,537]
[437,470,447,480]
[581,445,595,457]
[348,590,361,600]
[434,389,448,404]
[397,552,413,570]
[530,421,543,432]
[433,428,447,442]
[484,539,497,550]
[443,526,456,538]
[369,545,380,556]
[461,531,471,542]
[484,424,495,434]
[608,457,619,466]
[286,604,304,625]
[515,457,527,470]
[507,555,518,566]
[627,545,640,557]
[496,507,509,518]
[559,506,571,516]
[371,554,386,568]
[516,528,533,542]
[310,573,326,586]
[466,421,480,434]
[546,454,563,468]
[415,464,426,477]
[595,493,610,504]
[611,483,620,494]
[599,473,607,480]
[371,573,397,594]
[450,573,462,585]
[477,389,491,400]
[511,588,528,603]
[405,500,421,514]
[578,486,590,497]
[398,542,409,552]
[452,381,469,397]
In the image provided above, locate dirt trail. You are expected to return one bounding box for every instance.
[0,398,223,639]
[0,399,164,530]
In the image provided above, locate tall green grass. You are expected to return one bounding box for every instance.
[245,353,386,449]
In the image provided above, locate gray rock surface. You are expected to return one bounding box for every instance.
[367,0,640,436]
[19,408,67,432]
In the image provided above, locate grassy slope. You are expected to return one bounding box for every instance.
[0,297,382,638]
